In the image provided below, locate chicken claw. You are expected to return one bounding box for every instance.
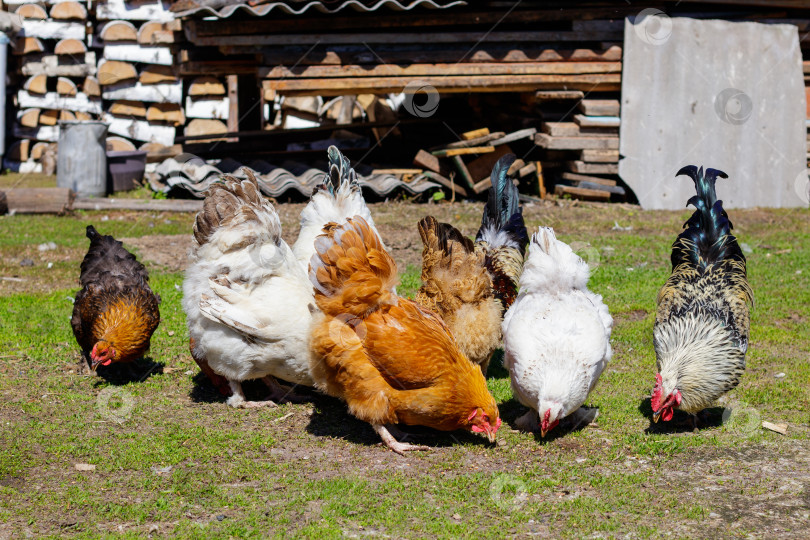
[373,424,431,456]
[227,380,278,409]
[262,376,307,404]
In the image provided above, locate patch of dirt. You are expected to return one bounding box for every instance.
[121,235,191,272]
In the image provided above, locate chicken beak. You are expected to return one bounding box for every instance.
[540,428,548,438]
[487,429,497,444]
[652,410,661,423]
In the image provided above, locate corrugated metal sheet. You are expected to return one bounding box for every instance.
[174,0,465,18]
[147,156,441,198]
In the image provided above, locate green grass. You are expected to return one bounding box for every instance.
[1,205,809,538]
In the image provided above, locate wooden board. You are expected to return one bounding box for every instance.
[574,114,620,128]
[188,76,226,97]
[462,128,489,140]
[262,74,621,97]
[146,103,185,125]
[535,90,584,101]
[442,132,505,149]
[562,172,618,186]
[535,133,619,150]
[580,149,619,163]
[260,61,622,79]
[99,20,138,42]
[412,149,441,173]
[24,74,47,95]
[432,146,495,158]
[50,1,87,20]
[554,184,611,201]
[567,160,619,174]
[109,100,147,118]
[98,60,138,85]
[490,128,538,146]
[138,21,176,44]
[467,144,515,189]
[2,188,75,214]
[56,77,78,96]
[542,122,579,137]
[16,4,47,19]
[139,64,177,84]
[578,99,620,116]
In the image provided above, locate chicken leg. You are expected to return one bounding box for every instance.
[373,424,431,456]
[515,409,539,432]
[261,376,307,403]
[227,380,277,409]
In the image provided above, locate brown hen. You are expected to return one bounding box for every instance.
[71,225,160,371]
[309,216,501,455]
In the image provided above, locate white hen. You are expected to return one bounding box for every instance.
[502,227,612,436]
[293,145,380,269]
[183,171,316,408]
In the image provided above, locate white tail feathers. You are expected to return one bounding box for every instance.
[519,227,590,294]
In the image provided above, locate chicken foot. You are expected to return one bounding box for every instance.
[227,380,277,409]
[261,376,307,404]
[373,424,431,456]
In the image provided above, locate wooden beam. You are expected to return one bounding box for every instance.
[567,160,619,174]
[535,90,584,101]
[535,133,619,150]
[580,149,619,163]
[578,99,620,116]
[422,171,468,199]
[542,122,580,137]
[554,184,611,201]
[2,188,75,214]
[432,147,495,158]
[263,74,621,97]
[260,62,621,79]
[227,74,238,136]
[561,172,617,186]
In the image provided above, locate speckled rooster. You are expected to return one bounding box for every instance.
[651,166,754,424]
[71,226,161,371]
[474,155,530,312]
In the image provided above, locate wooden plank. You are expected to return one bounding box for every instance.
[562,172,617,186]
[451,156,475,191]
[490,128,538,146]
[227,75,238,135]
[535,90,584,101]
[578,99,620,116]
[574,114,620,128]
[413,149,441,173]
[518,162,537,178]
[462,128,489,140]
[252,45,623,67]
[536,162,546,199]
[442,132,505,149]
[432,146,495,158]
[263,74,621,97]
[507,159,526,176]
[188,29,623,47]
[542,122,579,137]
[567,161,619,174]
[554,184,611,201]
[422,171,468,199]
[581,149,619,162]
[573,181,625,195]
[3,188,75,214]
[260,62,621,79]
[535,133,619,150]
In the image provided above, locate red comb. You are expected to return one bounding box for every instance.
[650,373,663,411]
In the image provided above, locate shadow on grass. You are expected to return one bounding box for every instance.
[486,349,508,380]
[305,393,495,451]
[501,400,600,443]
[91,356,164,386]
[638,397,725,434]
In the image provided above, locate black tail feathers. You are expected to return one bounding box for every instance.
[318,145,358,196]
[476,154,529,252]
[673,165,744,269]
[86,224,101,242]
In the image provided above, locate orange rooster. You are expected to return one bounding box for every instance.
[308,216,501,455]
[71,225,161,371]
